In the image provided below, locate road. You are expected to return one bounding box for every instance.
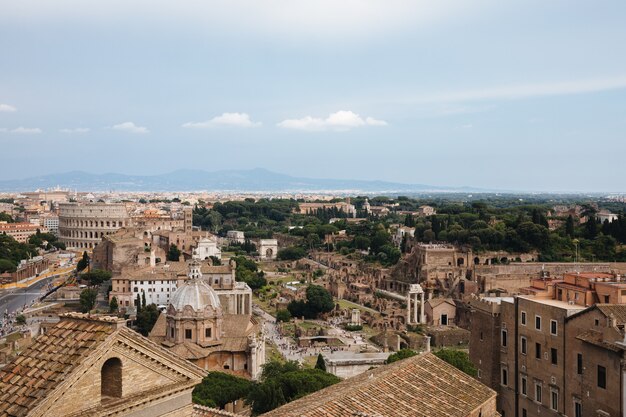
[0,276,57,316]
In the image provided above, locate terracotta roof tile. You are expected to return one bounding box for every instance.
[261,353,496,417]
[0,317,115,417]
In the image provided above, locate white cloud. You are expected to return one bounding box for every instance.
[111,121,149,134]
[0,104,17,112]
[11,127,42,134]
[182,113,260,129]
[277,110,387,131]
[60,127,90,134]
[409,75,626,104]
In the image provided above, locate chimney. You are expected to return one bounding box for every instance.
[425,336,431,352]
[150,249,156,267]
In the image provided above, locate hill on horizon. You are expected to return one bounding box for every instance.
[0,168,486,193]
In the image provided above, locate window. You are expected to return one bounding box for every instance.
[594,318,600,326]
[521,311,527,325]
[170,327,174,338]
[205,328,212,338]
[501,330,508,347]
[521,375,527,396]
[550,320,558,335]
[535,383,542,403]
[522,409,527,417]
[477,369,482,378]
[535,315,542,330]
[551,348,558,365]
[480,331,484,341]
[577,353,583,374]
[501,367,508,386]
[535,342,541,359]
[185,329,192,339]
[597,365,606,389]
[521,336,527,355]
[574,400,582,417]
[550,390,558,411]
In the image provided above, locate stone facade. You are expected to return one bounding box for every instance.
[59,202,131,250]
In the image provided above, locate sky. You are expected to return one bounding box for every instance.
[1,0,625,192]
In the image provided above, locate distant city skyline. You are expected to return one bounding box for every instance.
[1,1,626,192]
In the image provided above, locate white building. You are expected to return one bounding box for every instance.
[193,235,221,261]
[226,230,245,244]
[259,239,278,260]
[393,226,415,248]
[597,210,619,224]
[43,216,60,235]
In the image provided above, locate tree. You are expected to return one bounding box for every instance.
[277,246,307,261]
[386,349,418,364]
[167,244,181,262]
[136,304,160,336]
[141,291,147,309]
[135,293,142,313]
[79,288,98,313]
[565,215,575,237]
[77,251,90,272]
[80,269,112,287]
[433,348,477,377]
[276,309,292,322]
[247,360,339,414]
[288,285,334,319]
[192,372,254,408]
[315,353,326,371]
[305,285,334,316]
[109,296,119,313]
[585,217,599,239]
[0,259,16,273]
[15,314,26,325]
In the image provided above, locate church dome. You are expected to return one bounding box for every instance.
[170,279,221,312]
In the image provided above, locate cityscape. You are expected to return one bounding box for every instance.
[2,2,626,417]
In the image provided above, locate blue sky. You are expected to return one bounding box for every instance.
[1,0,625,192]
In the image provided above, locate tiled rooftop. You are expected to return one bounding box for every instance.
[261,352,496,417]
[0,316,116,417]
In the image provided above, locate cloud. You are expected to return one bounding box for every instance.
[461,124,473,129]
[0,128,7,132]
[408,75,626,104]
[11,127,42,134]
[277,110,387,131]
[0,104,17,112]
[182,113,261,129]
[60,127,90,134]
[111,121,149,134]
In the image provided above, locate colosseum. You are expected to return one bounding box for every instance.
[59,202,131,250]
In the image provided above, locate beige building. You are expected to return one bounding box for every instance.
[0,221,44,243]
[149,261,264,379]
[0,313,206,417]
[58,202,131,250]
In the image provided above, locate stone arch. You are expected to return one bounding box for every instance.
[266,248,273,258]
[474,257,480,265]
[101,357,122,399]
[457,258,464,267]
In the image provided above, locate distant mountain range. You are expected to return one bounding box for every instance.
[0,168,489,193]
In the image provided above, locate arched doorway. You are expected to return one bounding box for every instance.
[265,248,273,258]
[101,357,122,399]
